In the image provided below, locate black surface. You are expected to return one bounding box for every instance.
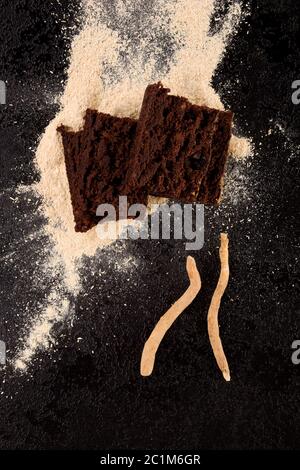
[0,0,300,450]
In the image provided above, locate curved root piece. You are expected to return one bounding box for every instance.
[140,256,201,377]
[207,233,231,381]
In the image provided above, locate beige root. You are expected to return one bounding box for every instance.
[141,256,201,376]
[207,233,230,381]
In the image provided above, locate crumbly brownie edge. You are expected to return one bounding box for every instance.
[197,110,233,205]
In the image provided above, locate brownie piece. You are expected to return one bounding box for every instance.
[58,110,147,232]
[124,82,222,202]
[197,110,233,204]
[59,84,233,233]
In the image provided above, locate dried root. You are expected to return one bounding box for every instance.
[140,256,201,376]
[207,233,230,381]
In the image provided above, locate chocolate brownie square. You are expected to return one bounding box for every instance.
[125,82,224,202]
[58,110,147,232]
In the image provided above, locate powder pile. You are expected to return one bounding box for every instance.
[14,0,251,371]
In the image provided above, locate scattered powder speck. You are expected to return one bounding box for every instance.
[229,135,253,160]
[222,158,253,206]
[15,299,71,371]
[13,0,251,371]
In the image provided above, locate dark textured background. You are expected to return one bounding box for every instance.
[0,0,299,450]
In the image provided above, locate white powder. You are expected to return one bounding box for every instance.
[14,0,251,371]
[167,0,239,105]
[15,299,71,371]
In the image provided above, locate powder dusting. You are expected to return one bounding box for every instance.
[14,299,71,371]
[229,135,252,160]
[14,0,251,371]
